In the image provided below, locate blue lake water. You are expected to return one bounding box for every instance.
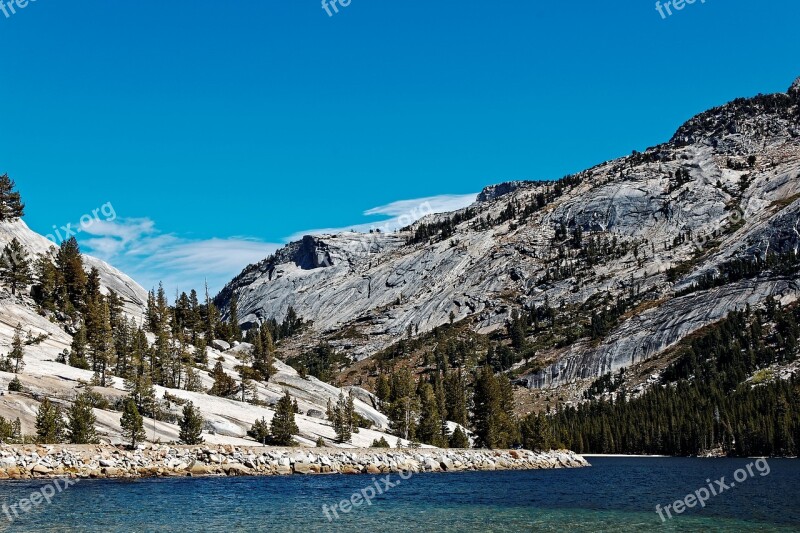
[0,457,798,532]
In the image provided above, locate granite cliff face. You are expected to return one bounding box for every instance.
[219,78,800,389]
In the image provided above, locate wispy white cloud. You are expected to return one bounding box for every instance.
[286,193,477,241]
[81,219,280,295]
[363,194,478,218]
[79,193,477,297]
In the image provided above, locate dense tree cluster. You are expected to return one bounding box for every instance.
[0,416,23,443]
[676,251,800,297]
[405,208,478,245]
[287,342,348,382]
[550,302,800,456]
[373,361,521,449]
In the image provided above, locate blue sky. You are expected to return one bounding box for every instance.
[1,0,798,295]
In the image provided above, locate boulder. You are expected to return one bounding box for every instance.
[211,339,231,352]
[293,463,314,475]
[223,464,250,476]
[423,458,441,472]
[31,464,52,475]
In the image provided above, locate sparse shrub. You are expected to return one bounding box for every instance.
[371,437,391,448]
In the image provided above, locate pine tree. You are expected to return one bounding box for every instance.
[55,237,87,313]
[472,366,507,449]
[179,402,204,445]
[124,369,157,419]
[240,378,257,403]
[184,365,203,392]
[395,394,420,442]
[145,290,159,333]
[0,417,13,441]
[433,376,448,441]
[31,255,59,311]
[69,327,90,369]
[371,437,391,448]
[0,174,24,221]
[10,418,21,443]
[509,309,527,352]
[346,393,357,433]
[449,426,470,449]
[120,398,146,448]
[89,299,116,386]
[204,283,219,341]
[521,412,552,451]
[376,374,391,403]
[112,316,133,378]
[248,417,270,445]
[388,368,419,441]
[156,283,169,332]
[209,361,238,397]
[188,289,201,342]
[330,392,352,443]
[85,266,102,304]
[0,238,31,295]
[7,375,22,391]
[9,323,24,373]
[67,393,98,444]
[271,391,299,445]
[444,370,469,427]
[247,322,277,381]
[496,374,520,447]
[417,383,446,447]
[35,398,65,444]
[228,293,241,343]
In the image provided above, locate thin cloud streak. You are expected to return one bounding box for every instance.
[79,193,477,297]
[81,220,280,295]
[286,193,477,241]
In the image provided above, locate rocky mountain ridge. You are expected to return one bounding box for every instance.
[218,77,800,391]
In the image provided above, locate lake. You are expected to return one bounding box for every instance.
[1,457,798,531]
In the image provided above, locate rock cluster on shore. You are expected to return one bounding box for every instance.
[0,444,589,480]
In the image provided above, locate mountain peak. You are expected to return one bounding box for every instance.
[790,76,800,96]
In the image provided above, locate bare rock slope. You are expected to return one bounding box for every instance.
[219,77,800,388]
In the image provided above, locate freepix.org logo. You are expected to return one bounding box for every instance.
[0,0,37,20]
[322,0,353,17]
[45,202,117,247]
[3,477,79,523]
[655,0,706,20]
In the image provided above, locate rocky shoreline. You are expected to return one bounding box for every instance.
[0,444,590,480]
